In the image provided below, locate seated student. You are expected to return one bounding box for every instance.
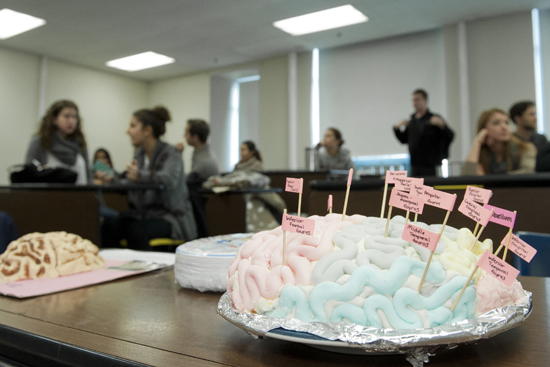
[102,106,197,250]
[314,128,356,171]
[25,100,92,184]
[234,141,264,171]
[92,148,116,185]
[462,108,536,175]
[183,119,219,185]
[509,101,547,152]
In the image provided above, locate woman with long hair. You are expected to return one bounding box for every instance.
[234,141,263,171]
[102,106,197,249]
[25,100,91,184]
[462,108,536,175]
[314,127,355,171]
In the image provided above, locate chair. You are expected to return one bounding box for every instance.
[120,238,185,252]
[513,232,550,277]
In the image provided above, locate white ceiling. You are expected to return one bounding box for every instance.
[1,0,550,82]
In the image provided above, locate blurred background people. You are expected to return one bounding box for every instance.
[183,119,219,185]
[509,101,547,152]
[462,108,536,175]
[102,106,197,249]
[393,89,454,177]
[234,141,263,171]
[314,127,355,171]
[25,100,92,184]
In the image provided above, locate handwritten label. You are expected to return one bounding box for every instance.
[401,223,440,251]
[484,204,516,228]
[385,170,408,184]
[502,233,537,263]
[465,186,492,204]
[477,250,520,287]
[395,177,424,192]
[389,189,424,214]
[411,183,426,197]
[327,195,333,211]
[282,214,315,235]
[347,169,353,186]
[458,198,492,226]
[285,177,303,194]
[419,188,456,211]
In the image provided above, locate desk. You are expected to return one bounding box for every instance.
[0,183,162,245]
[0,269,547,367]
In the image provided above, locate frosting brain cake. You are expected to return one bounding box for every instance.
[0,232,105,282]
[226,214,527,330]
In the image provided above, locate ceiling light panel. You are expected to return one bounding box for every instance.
[273,5,368,36]
[0,8,46,40]
[106,52,175,72]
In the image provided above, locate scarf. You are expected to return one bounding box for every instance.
[50,132,81,166]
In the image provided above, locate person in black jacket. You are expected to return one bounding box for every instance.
[393,89,454,177]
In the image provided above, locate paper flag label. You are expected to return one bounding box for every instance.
[401,223,440,251]
[385,170,407,184]
[285,177,303,194]
[465,186,492,204]
[327,195,333,211]
[411,183,425,197]
[394,177,424,192]
[502,233,537,263]
[484,204,516,228]
[420,188,456,211]
[389,189,424,214]
[282,214,315,235]
[347,169,353,186]
[477,250,520,287]
[458,198,492,226]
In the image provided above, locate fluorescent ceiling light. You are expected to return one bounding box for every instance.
[273,5,368,36]
[106,52,175,72]
[0,8,46,40]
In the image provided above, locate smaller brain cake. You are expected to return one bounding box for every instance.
[226,214,527,330]
[0,232,105,282]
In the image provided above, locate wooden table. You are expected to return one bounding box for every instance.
[0,269,547,367]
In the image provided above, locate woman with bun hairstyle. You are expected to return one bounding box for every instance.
[234,141,264,171]
[25,100,92,184]
[103,106,197,249]
[314,127,356,171]
[462,108,536,175]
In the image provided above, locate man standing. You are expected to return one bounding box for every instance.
[509,101,547,151]
[182,119,219,184]
[393,89,454,177]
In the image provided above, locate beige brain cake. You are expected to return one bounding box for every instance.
[0,232,105,282]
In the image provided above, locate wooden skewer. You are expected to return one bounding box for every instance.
[502,227,513,261]
[384,206,393,238]
[282,209,287,265]
[297,178,303,217]
[404,210,410,226]
[473,222,480,236]
[469,209,494,251]
[380,182,388,218]
[417,210,450,291]
[414,212,418,223]
[450,265,478,311]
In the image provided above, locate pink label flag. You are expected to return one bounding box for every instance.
[327,195,333,211]
[420,188,456,211]
[285,177,303,194]
[401,223,440,251]
[282,214,315,235]
[465,186,492,204]
[502,233,537,263]
[458,198,492,226]
[476,250,520,287]
[389,189,424,214]
[395,177,424,192]
[411,183,426,197]
[484,204,516,228]
[347,169,353,185]
[385,170,408,184]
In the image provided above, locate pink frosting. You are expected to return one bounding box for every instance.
[476,274,526,314]
[226,214,365,311]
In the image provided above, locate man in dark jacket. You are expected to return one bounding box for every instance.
[393,89,454,177]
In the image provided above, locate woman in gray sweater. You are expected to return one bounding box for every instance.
[103,106,197,249]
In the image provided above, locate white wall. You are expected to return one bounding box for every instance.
[0,47,41,184]
[319,29,448,158]
[467,12,535,135]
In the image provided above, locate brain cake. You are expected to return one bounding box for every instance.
[0,232,105,282]
[226,214,527,330]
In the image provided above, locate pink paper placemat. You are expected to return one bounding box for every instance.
[0,260,169,298]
